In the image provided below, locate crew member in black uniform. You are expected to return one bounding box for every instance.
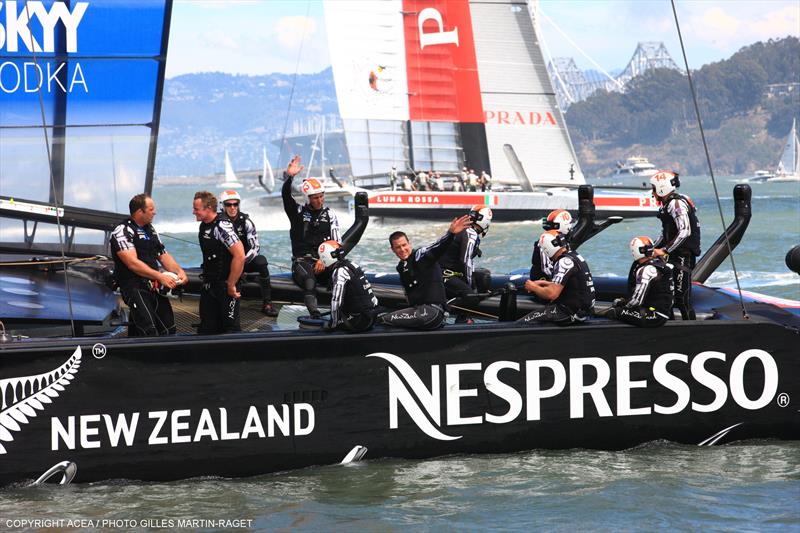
[439,205,493,321]
[604,236,674,327]
[218,189,278,316]
[519,230,595,326]
[378,215,473,330]
[650,171,701,320]
[193,191,246,334]
[530,208,573,283]
[282,155,341,318]
[111,194,187,336]
[318,240,379,332]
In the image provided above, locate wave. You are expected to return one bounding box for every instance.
[717,195,798,201]
[705,270,800,290]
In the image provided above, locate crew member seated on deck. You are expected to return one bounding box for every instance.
[602,236,674,327]
[518,230,595,326]
[111,194,187,336]
[193,191,245,334]
[439,205,493,322]
[318,240,379,332]
[282,155,341,318]
[218,190,278,316]
[378,215,473,330]
[650,171,701,320]
[530,209,573,302]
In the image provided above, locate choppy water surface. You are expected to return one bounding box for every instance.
[2,443,798,531]
[1,176,797,531]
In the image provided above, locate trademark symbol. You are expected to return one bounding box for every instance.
[91,343,107,359]
[776,393,790,408]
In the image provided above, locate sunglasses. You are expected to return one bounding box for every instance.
[224,202,240,208]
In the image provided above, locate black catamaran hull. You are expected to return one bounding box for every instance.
[1,321,797,485]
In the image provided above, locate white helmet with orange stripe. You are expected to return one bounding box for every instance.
[540,230,568,259]
[469,205,492,233]
[318,240,342,268]
[650,171,680,198]
[219,190,241,204]
[542,209,573,235]
[301,178,325,201]
[630,235,655,261]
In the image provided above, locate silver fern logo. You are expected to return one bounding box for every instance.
[0,347,82,454]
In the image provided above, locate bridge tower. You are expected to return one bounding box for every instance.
[548,42,679,110]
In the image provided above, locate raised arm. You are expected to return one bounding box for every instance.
[282,155,304,219]
[415,215,472,266]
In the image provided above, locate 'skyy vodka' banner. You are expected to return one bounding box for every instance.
[0,0,168,127]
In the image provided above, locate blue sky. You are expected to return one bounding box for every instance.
[166,0,800,78]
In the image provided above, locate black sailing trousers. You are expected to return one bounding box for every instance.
[121,287,176,337]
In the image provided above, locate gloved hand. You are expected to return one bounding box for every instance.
[612,298,626,308]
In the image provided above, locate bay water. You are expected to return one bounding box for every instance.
[1,176,797,531]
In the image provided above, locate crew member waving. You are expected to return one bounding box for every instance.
[282,155,340,318]
[318,240,379,332]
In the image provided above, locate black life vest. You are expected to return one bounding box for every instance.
[397,251,447,307]
[553,250,595,315]
[340,261,377,314]
[111,219,164,290]
[221,211,253,255]
[439,230,480,275]
[199,217,233,282]
[291,206,334,258]
[627,258,674,313]
[657,193,701,256]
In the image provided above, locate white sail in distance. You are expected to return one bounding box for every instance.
[221,150,243,189]
[262,147,275,193]
[777,118,799,178]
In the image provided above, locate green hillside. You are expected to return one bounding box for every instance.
[567,37,800,176]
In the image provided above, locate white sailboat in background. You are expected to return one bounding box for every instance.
[749,119,800,183]
[771,118,800,182]
[219,150,244,189]
[261,147,275,193]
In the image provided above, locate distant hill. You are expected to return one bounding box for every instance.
[155,38,800,178]
[566,37,800,176]
[155,68,338,177]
